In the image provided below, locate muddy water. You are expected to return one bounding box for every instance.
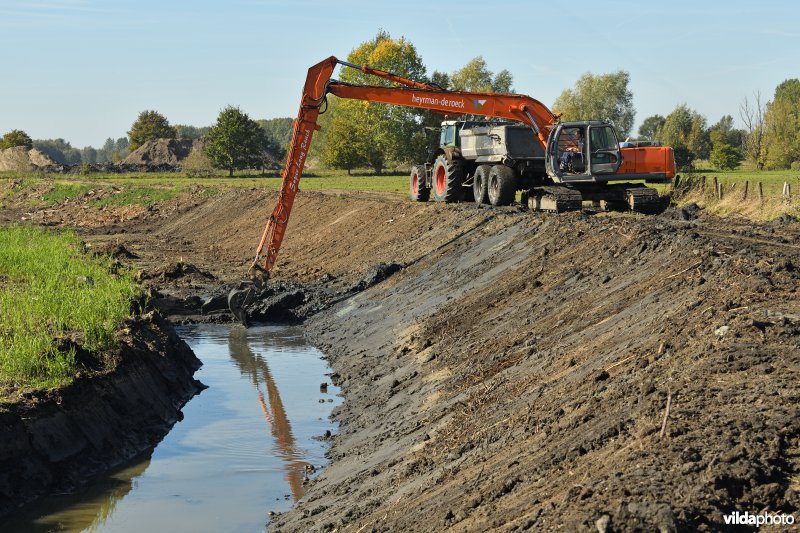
[2,324,340,532]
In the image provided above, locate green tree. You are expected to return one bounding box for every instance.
[429,70,450,90]
[638,115,665,141]
[127,110,177,151]
[553,71,636,138]
[709,143,740,171]
[257,117,294,158]
[0,129,33,149]
[762,79,800,170]
[709,115,745,149]
[706,115,745,172]
[33,138,82,164]
[315,30,428,174]
[205,106,279,176]
[450,57,514,93]
[81,146,97,164]
[174,124,211,140]
[658,104,709,170]
[321,103,368,174]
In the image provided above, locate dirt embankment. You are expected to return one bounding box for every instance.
[7,185,800,531]
[0,313,203,518]
[260,202,800,532]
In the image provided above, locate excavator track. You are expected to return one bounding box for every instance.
[623,186,661,214]
[528,186,584,213]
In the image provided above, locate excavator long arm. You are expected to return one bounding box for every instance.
[249,56,557,277]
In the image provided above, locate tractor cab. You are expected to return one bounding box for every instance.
[545,121,623,182]
[440,120,460,147]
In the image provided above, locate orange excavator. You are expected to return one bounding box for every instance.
[227,56,675,324]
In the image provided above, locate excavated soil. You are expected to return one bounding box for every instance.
[4,184,799,531]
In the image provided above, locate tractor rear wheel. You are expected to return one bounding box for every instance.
[432,155,465,203]
[487,165,516,206]
[473,165,489,205]
[409,164,429,202]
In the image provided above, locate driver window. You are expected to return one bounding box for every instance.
[589,127,619,165]
[441,126,456,146]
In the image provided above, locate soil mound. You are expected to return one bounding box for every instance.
[0,147,57,171]
[122,139,204,166]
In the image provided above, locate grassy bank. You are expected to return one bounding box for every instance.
[0,226,139,392]
[674,170,799,220]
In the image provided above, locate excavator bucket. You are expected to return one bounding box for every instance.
[228,283,255,327]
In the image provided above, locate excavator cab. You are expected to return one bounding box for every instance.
[546,121,622,182]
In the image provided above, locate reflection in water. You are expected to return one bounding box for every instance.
[0,324,339,533]
[0,455,151,533]
[228,327,306,501]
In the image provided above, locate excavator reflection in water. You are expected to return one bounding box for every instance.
[227,328,308,501]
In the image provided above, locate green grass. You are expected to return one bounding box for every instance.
[679,169,799,195]
[0,226,139,391]
[40,182,92,205]
[93,186,181,207]
[0,169,411,197]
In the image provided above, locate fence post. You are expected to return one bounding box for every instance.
[783,181,791,199]
[743,180,749,200]
[758,182,764,201]
[701,175,706,192]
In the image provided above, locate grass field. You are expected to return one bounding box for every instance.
[2,166,798,219]
[0,226,139,392]
[0,169,411,208]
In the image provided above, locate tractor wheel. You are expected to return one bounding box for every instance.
[473,165,490,205]
[431,154,465,203]
[409,164,429,202]
[487,165,516,206]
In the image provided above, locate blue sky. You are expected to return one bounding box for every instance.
[0,0,797,148]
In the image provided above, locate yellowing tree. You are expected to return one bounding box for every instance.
[318,31,427,174]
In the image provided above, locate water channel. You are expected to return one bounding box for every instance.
[2,324,341,532]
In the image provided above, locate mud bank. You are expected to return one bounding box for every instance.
[270,210,800,532]
[0,313,203,518]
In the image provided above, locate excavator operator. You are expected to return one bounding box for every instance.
[559,127,585,173]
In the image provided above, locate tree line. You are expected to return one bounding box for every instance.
[310,31,799,174]
[0,111,294,175]
[2,31,798,175]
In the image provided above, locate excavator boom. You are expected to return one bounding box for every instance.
[250,56,557,276]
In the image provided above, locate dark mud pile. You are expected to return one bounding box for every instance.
[271,210,800,532]
[0,313,203,518]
